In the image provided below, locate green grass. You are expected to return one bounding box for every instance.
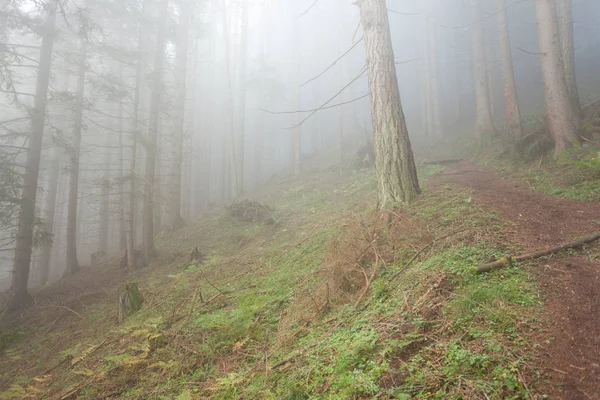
[0,166,543,400]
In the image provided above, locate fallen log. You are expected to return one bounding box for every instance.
[477,231,600,273]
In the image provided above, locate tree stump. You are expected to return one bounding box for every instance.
[118,282,144,323]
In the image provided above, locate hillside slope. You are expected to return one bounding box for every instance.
[1,162,598,399]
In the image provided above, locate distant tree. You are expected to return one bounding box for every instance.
[470,0,496,140]
[39,147,60,285]
[143,0,169,262]
[555,0,581,115]
[64,16,89,277]
[355,0,420,207]
[533,0,580,154]
[423,0,442,141]
[235,0,248,194]
[497,0,523,142]
[168,0,191,229]
[7,0,58,310]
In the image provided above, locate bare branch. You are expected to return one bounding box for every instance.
[301,38,363,88]
[262,93,369,115]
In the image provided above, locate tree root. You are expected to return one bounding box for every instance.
[477,231,600,273]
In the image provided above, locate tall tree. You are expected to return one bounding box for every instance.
[168,0,191,229]
[7,0,58,309]
[471,0,496,139]
[555,0,581,115]
[533,0,580,154]
[98,137,111,254]
[424,0,442,140]
[497,0,523,141]
[64,20,88,276]
[39,148,60,286]
[235,0,248,194]
[142,0,168,262]
[356,0,420,208]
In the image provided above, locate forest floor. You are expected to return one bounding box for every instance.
[430,160,600,400]
[0,155,599,399]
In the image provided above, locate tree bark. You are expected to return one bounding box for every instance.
[118,61,126,251]
[168,1,191,229]
[8,0,57,309]
[555,0,581,116]
[356,0,420,208]
[143,0,168,262]
[533,0,580,154]
[497,0,523,141]
[39,148,60,286]
[64,32,87,277]
[471,0,496,139]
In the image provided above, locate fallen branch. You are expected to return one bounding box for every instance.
[477,231,600,273]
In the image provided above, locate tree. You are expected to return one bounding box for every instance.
[64,21,89,277]
[143,0,169,262]
[355,0,420,208]
[7,0,58,310]
[168,0,191,229]
[235,0,248,194]
[38,147,60,286]
[423,0,442,140]
[533,0,580,154]
[470,0,496,140]
[497,0,523,141]
[555,0,581,115]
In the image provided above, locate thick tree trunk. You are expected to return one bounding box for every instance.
[497,0,523,141]
[8,0,57,310]
[356,0,420,208]
[168,1,190,229]
[39,148,60,286]
[533,0,580,154]
[555,0,581,115]
[471,0,496,139]
[64,35,87,277]
[143,0,168,262]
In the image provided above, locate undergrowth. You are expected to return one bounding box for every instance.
[0,165,542,400]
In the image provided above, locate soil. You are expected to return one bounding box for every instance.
[430,160,600,400]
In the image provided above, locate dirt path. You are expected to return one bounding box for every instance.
[430,160,600,400]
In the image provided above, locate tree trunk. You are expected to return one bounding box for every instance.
[292,13,301,176]
[555,0,581,115]
[39,148,60,286]
[497,0,523,141]
[235,0,248,194]
[8,0,57,310]
[221,0,239,200]
[425,0,442,140]
[471,0,496,139]
[533,0,580,154]
[118,61,126,251]
[143,0,168,262]
[64,33,87,277]
[356,0,421,208]
[98,136,111,254]
[168,1,191,229]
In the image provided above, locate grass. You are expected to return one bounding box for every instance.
[481,144,600,202]
[0,164,544,400]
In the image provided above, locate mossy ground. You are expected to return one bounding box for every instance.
[0,165,544,399]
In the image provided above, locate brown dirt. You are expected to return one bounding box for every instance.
[430,160,600,399]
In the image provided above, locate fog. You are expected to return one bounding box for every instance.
[0,0,599,293]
